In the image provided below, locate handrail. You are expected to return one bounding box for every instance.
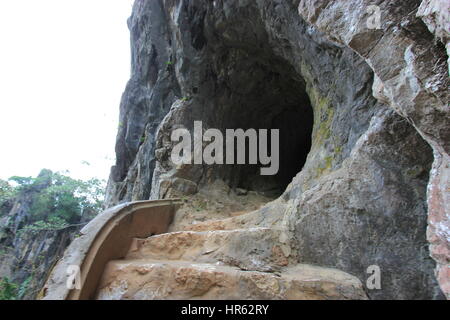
[40,199,182,300]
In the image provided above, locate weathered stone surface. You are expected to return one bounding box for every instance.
[105,0,448,299]
[288,108,440,299]
[297,0,449,299]
[167,179,273,232]
[127,228,291,272]
[97,260,367,300]
[96,189,366,300]
[415,2,450,297]
[427,151,450,298]
[417,0,450,74]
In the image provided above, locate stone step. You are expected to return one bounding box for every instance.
[96,259,368,300]
[175,201,285,233]
[126,228,292,272]
[173,216,243,232]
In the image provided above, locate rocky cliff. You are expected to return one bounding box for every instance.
[0,180,76,299]
[105,0,449,299]
[0,171,101,299]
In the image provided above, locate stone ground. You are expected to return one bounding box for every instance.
[168,180,274,232]
[95,181,368,300]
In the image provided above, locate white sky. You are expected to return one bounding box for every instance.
[0,0,134,181]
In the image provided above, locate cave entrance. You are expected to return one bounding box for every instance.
[211,52,314,198]
[228,97,313,198]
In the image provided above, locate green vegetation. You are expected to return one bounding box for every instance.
[316,156,334,176]
[0,180,16,216]
[0,275,34,300]
[0,278,18,300]
[19,217,71,235]
[0,169,105,231]
[0,170,105,300]
[16,276,32,300]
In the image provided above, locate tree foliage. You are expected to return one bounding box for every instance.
[1,169,105,228]
[0,180,16,216]
[0,170,105,300]
[0,278,18,300]
[0,276,33,300]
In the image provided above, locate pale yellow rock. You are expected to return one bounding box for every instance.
[94,188,368,300]
[127,228,292,272]
[96,260,368,300]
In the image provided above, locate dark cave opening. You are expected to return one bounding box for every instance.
[272,103,313,191]
[229,99,314,197]
[211,57,314,197]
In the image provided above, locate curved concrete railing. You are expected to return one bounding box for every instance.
[40,199,182,300]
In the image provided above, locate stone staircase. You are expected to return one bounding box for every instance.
[95,211,368,300]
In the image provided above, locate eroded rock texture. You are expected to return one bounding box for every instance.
[106,0,449,299]
[0,172,82,300]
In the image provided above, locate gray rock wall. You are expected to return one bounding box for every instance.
[105,0,448,299]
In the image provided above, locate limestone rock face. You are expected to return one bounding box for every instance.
[0,175,80,300]
[297,0,449,300]
[417,0,450,73]
[105,0,448,299]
